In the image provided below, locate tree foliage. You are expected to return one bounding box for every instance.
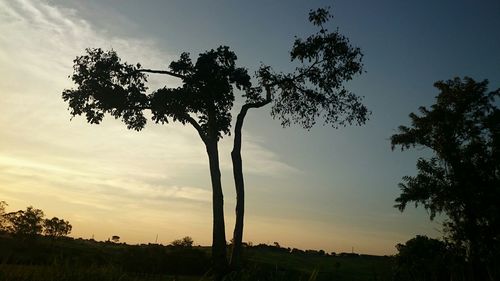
[391,77,500,278]
[2,203,73,239]
[0,201,7,232]
[171,236,194,248]
[393,235,463,281]
[5,206,45,237]
[62,46,250,140]
[255,7,368,129]
[43,217,72,237]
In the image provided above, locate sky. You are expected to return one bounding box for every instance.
[0,0,499,255]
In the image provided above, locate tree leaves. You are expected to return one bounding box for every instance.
[63,46,251,141]
[62,48,149,131]
[391,77,500,262]
[256,7,368,130]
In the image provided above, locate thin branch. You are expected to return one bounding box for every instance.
[290,56,323,81]
[233,88,272,150]
[182,114,207,143]
[242,85,272,112]
[243,99,271,111]
[130,104,206,143]
[266,56,324,88]
[136,69,186,79]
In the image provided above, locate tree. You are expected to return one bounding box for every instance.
[111,235,120,243]
[393,235,458,281]
[43,217,72,237]
[62,7,368,278]
[5,206,45,237]
[0,201,7,232]
[228,8,368,267]
[171,236,194,247]
[391,77,500,280]
[63,46,251,279]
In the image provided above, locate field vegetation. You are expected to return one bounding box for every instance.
[0,233,393,281]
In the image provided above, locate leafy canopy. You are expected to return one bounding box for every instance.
[252,7,368,129]
[43,217,72,237]
[391,77,500,256]
[63,46,251,140]
[5,206,45,237]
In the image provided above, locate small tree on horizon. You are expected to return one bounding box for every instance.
[0,201,7,232]
[43,217,72,237]
[171,236,194,248]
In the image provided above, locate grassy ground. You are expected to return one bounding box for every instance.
[245,249,393,281]
[0,264,204,281]
[0,236,393,281]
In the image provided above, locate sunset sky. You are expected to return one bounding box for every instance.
[1,0,499,255]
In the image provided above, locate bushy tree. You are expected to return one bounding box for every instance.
[5,206,45,237]
[171,236,194,248]
[391,77,500,280]
[393,235,462,281]
[43,217,72,237]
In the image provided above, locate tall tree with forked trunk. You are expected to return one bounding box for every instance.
[62,7,369,278]
[62,46,251,279]
[229,7,369,267]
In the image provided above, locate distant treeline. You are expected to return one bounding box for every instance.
[247,242,372,258]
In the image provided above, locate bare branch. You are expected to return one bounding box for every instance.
[136,69,186,79]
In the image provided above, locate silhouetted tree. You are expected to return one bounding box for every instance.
[391,77,500,280]
[5,206,45,237]
[0,201,7,232]
[43,217,72,237]
[171,236,194,248]
[229,7,368,267]
[393,235,457,281]
[62,46,251,279]
[62,7,368,277]
[111,235,120,243]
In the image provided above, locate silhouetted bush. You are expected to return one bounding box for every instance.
[393,235,466,281]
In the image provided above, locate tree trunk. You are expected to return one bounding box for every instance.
[205,139,228,280]
[229,107,247,269]
[229,96,271,269]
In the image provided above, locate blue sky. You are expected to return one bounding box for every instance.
[0,0,499,254]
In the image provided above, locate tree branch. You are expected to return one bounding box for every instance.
[265,56,323,88]
[182,114,207,143]
[136,69,186,79]
[130,104,206,143]
[233,87,272,151]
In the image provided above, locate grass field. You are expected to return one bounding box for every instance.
[0,236,393,281]
[244,249,392,281]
